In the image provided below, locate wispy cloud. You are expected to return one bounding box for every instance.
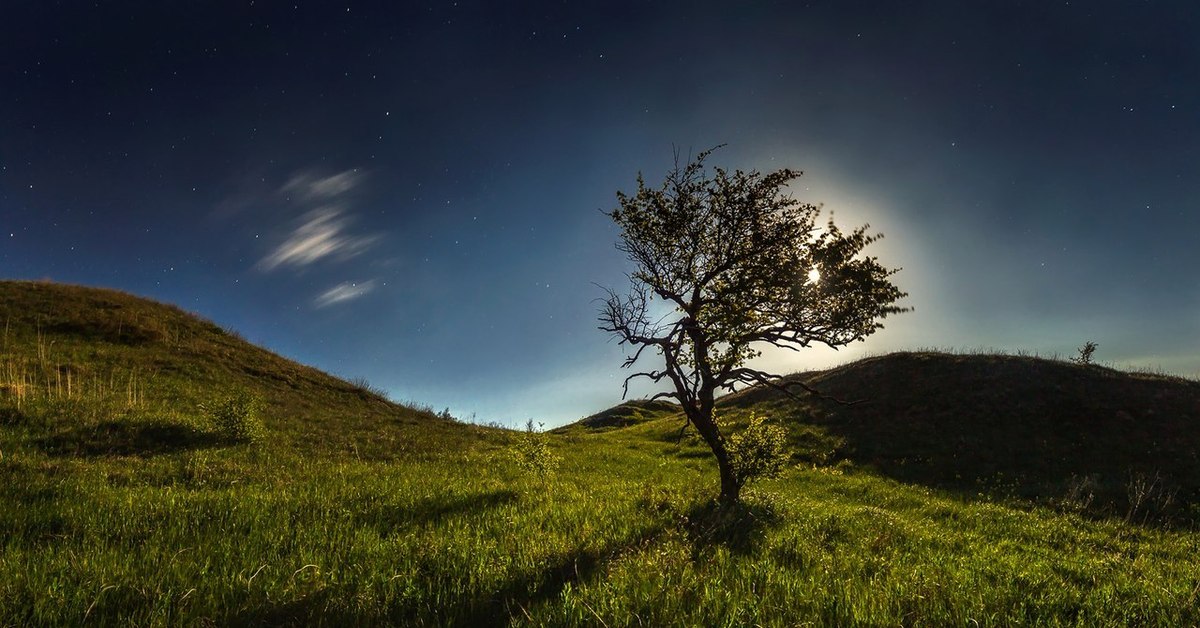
[314,280,377,308]
[251,167,385,307]
[282,169,363,201]
[258,207,380,271]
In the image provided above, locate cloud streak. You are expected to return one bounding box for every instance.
[314,280,377,308]
[282,169,363,201]
[258,207,380,271]
[256,167,384,309]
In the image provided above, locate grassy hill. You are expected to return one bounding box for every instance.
[722,351,1200,524]
[562,399,679,430]
[2,281,1199,626]
[565,351,1200,524]
[0,280,489,460]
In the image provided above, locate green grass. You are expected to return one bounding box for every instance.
[2,280,1200,626]
[4,432,1199,626]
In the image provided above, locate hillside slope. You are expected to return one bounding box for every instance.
[728,352,1200,520]
[578,352,1200,522]
[0,280,489,459]
[557,399,680,431]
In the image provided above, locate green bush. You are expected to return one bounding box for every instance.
[727,413,789,487]
[511,420,560,478]
[200,390,266,444]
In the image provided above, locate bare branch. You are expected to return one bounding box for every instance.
[622,369,670,399]
[724,367,865,405]
[647,390,682,403]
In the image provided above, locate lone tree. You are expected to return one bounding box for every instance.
[599,147,908,504]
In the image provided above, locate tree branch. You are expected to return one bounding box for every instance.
[724,367,865,406]
[622,369,670,398]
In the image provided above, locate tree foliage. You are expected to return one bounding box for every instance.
[599,147,908,503]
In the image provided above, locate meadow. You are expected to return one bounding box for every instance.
[2,281,1199,626]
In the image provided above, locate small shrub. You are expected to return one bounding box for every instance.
[200,390,266,444]
[1058,473,1099,514]
[1070,341,1098,365]
[726,413,790,487]
[1125,470,1177,524]
[511,420,560,478]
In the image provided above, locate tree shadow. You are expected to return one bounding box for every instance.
[682,497,780,557]
[450,496,778,625]
[356,489,520,537]
[220,494,780,626]
[454,523,668,627]
[36,419,223,458]
[225,500,667,627]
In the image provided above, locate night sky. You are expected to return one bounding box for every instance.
[3,2,1198,427]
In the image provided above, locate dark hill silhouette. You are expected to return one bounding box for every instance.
[719,351,1200,522]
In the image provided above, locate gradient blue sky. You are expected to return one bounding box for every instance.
[3,1,1198,427]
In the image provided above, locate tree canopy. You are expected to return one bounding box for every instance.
[599,147,908,503]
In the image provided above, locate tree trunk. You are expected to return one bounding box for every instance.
[689,403,741,505]
[716,448,741,505]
